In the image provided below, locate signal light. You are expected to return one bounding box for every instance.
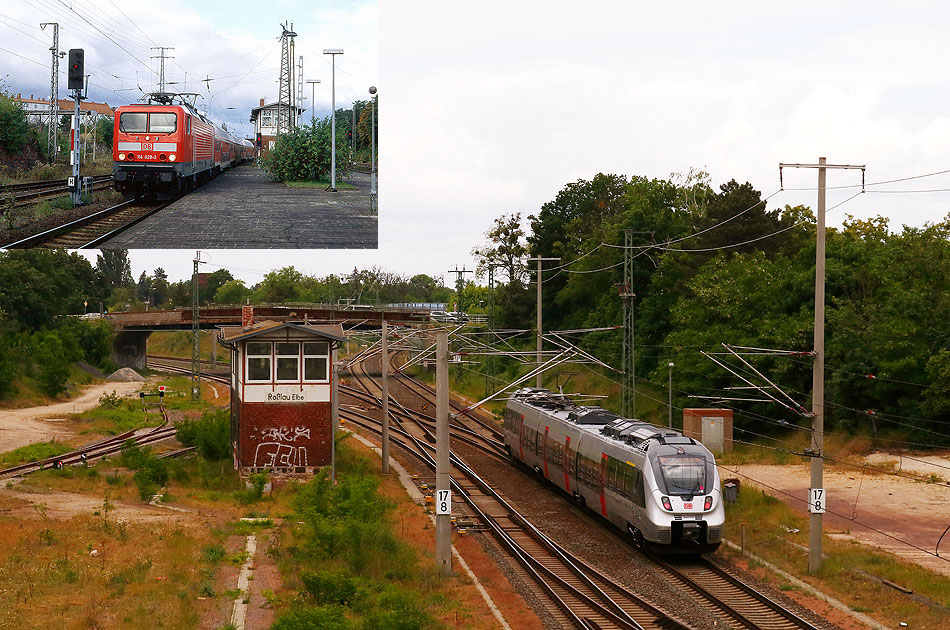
[704,496,713,510]
[67,49,84,90]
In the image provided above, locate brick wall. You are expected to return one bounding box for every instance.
[237,402,332,471]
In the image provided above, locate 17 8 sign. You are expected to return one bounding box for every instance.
[809,488,826,514]
[435,489,451,515]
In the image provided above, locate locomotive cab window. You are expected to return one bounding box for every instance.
[119,112,147,133]
[148,113,177,133]
[186,115,192,135]
[246,342,272,382]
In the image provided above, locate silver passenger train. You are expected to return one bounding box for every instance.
[503,388,724,554]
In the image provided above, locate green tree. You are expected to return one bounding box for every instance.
[96,250,134,290]
[260,117,349,183]
[214,279,251,305]
[0,83,29,153]
[254,267,303,303]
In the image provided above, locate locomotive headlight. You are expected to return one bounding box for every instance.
[118,153,125,161]
[661,496,672,511]
[704,495,713,510]
[169,154,176,162]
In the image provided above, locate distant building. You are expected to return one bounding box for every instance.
[10,93,115,126]
[249,98,303,158]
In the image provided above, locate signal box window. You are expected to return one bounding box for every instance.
[246,342,272,382]
[303,342,329,382]
[275,342,300,382]
[119,113,147,133]
[149,113,177,133]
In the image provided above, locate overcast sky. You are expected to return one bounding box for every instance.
[5,2,950,288]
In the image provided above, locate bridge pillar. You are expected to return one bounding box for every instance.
[111,330,152,370]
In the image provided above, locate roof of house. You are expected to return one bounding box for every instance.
[219,321,347,344]
[11,94,115,116]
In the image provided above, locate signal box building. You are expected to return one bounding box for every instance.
[219,319,346,475]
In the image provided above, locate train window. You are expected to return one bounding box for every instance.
[246,341,271,382]
[606,458,618,491]
[567,447,576,475]
[119,112,147,133]
[303,341,329,382]
[187,115,192,135]
[275,342,299,381]
[149,113,177,133]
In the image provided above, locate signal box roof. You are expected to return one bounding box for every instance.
[219,320,346,344]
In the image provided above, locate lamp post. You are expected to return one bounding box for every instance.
[668,362,675,428]
[306,79,321,124]
[369,85,377,212]
[323,49,343,191]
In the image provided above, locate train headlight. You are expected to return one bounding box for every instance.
[127,153,135,161]
[169,154,176,162]
[118,153,125,161]
[661,496,672,511]
[704,495,713,510]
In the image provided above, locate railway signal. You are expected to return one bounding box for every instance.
[67,49,84,90]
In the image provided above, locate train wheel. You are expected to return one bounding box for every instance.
[628,524,645,549]
[574,492,586,508]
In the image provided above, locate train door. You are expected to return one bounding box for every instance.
[542,426,550,479]
[599,453,608,517]
[518,417,525,461]
[563,436,572,494]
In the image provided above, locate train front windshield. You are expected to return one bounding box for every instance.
[653,453,711,496]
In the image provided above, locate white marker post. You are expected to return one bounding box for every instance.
[809,488,826,514]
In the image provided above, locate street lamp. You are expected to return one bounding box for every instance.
[369,85,377,212]
[668,362,675,428]
[323,49,343,191]
[306,79,321,124]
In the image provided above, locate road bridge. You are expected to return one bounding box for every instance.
[109,304,428,368]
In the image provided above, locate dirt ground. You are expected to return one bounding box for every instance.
[723,456,950,577]
[0,381,144,453]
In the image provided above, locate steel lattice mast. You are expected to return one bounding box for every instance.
[191,252,201,402]
[620,229,635,418]
[277,22,297,135]
[41,23,60,161]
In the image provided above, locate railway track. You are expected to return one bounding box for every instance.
[0,174,114,209]
[3,196,174,248]
[345,352,824,630]
[346,355,690,630]
[0,404,184,480]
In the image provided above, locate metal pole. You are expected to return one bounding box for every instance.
[71,91,80,206]
[436,331,452,575]
[330,55,337,190]
[381,320,390,474]
[369,86,377,212]
[668,362,674,428]
[527,257,559,388]
[331,354,339,483]
[809,157,827,574]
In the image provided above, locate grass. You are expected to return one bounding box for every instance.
[285,179,358,190]
[148,331,230,365]
[0,363,98,410]
[722,484,950,629]
[0,440,73,466]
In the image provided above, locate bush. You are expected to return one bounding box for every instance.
[272,605,354,630]
[176,408,231,460]
[260,118,349,183]
[0,89,29,153]
[119,441,168,501]
[300,570,361,606]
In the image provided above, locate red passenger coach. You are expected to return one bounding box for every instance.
[113,95,253,198]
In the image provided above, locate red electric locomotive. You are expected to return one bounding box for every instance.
[112,94,253,198]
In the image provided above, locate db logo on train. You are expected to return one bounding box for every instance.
[142,143,153,151]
